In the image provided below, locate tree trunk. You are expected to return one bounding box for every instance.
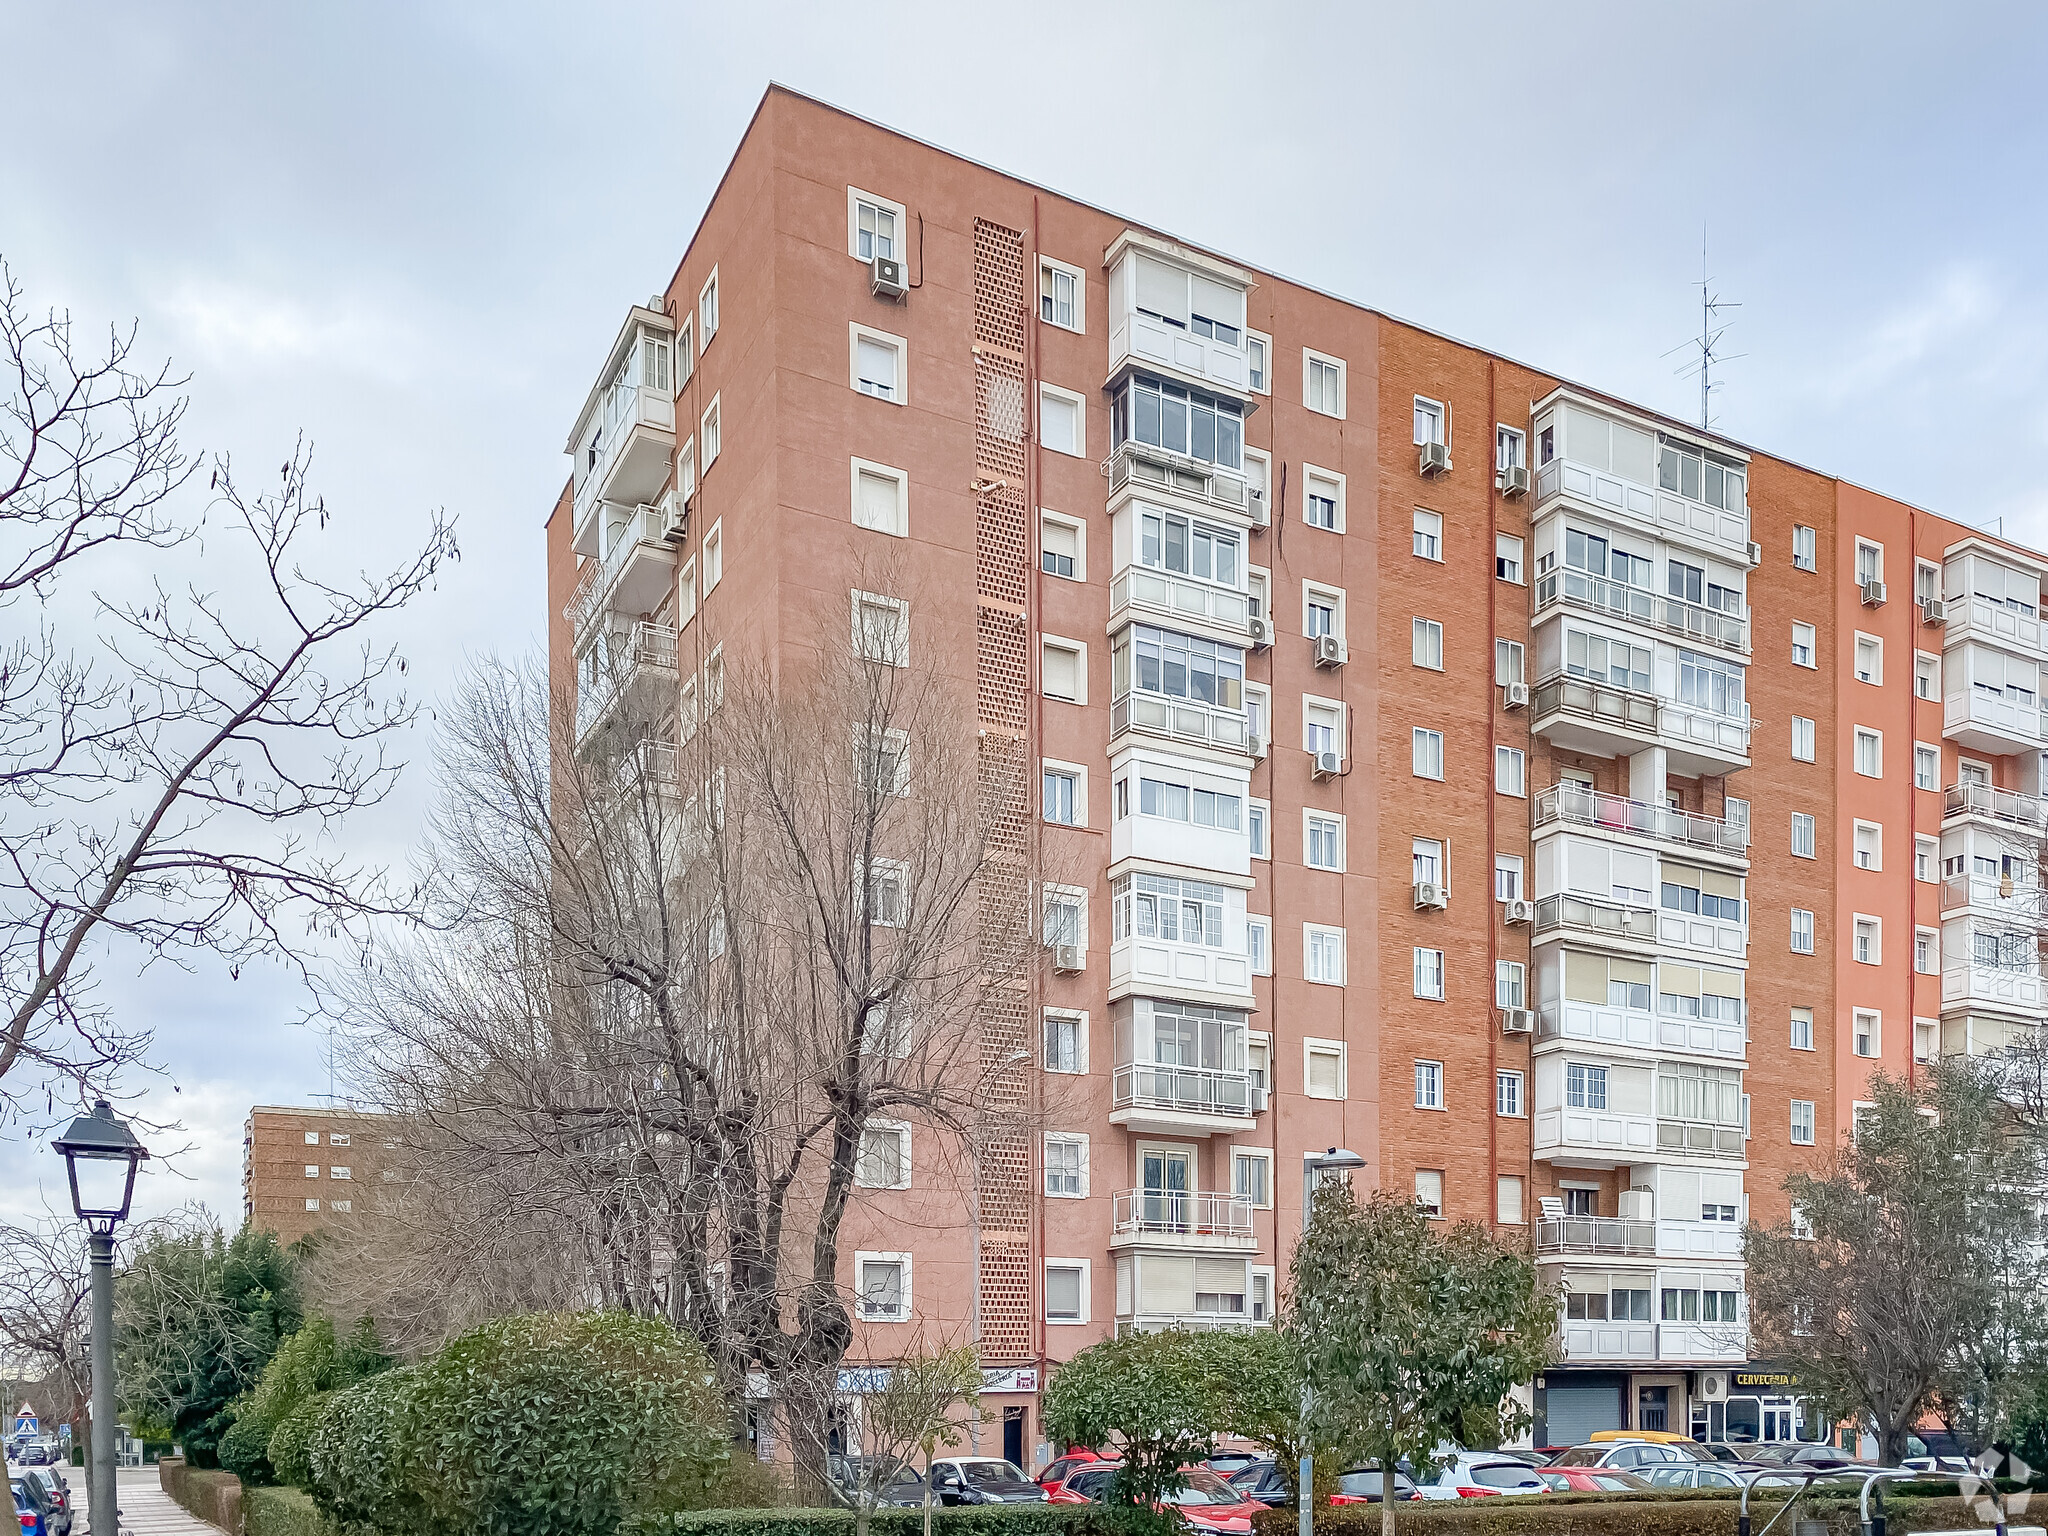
[1380,1467,1395,1536]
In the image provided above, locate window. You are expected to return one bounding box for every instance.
[1413,946,1445,1000]
[1045,1133,1088,1198]
[850,324,906,402]
[1791,908,1815,954]
[1853,821,1881,870]
[1494,746,1526,797]
[674,319,693,385]
[698,268,719,347]
[1915,928,1938,974]
[849,189,902,261]
[1915,744,1939,790]
[1248,915,1270,975]
[1305,814,1344,870]
[1042,887,1086,950]
[865,860,909,928]
[1414,1060,1445,1110]
[1791,716,1816,762]
[304,1131,320,1146]
[1495,960,1525,1009]
[1494,854,1524,901]
[1915,653,1939,700]
[1564,628,1651,690]
[1566,1063,1609,1111]
[1248,799,1269,858]
[1042,1007,1084,1072]
[1412,838,1443,886]
[856,1121,911,1189]
[304,1164,319,1178]
[330,1199,351,1213]
[330,1132,349,1146]
[1412,395,1445,446]
[1916,559,1941,604]
[1039,257,1083,332]
[1792,524,1816,571]
[1413,508,1443,561]
[1040,511,1084,580]
[1791,1008,1814,1051]
[1301,583,1344,644]
[1244,682,1269,745]
[1233,1151,1271,1209]
[1854,1010,1880,1057]
[1414,1169,1444,1218]
[852,459,908,536]
[852,590,909,665]
[702,518,723,594]
[1307,927,1346,986]
[703,647,724,714]
[701,394,721,466]
[1412,728,1445,780]
[1303,469,1342,531]
[1245,331,1270,394]
[1496,1175,1525,1225]
[1043,764,1080,826]
[1495,638,1526,686]
[1039,384,1085,456]
[1041,637,1085,702]
[305,1198,319,1211]
[1411,617,1443,668]
[1791,812,1815,859]
[1305,1039,1346,1098]
[330,1166,351,1180]
[1495,533,1524,583]
[1791,622,1816,669]
[1140,507,1239,584]
[1045,1261,1089,1324]
[677,558,697,628]
[1305,351,1346,417]
[677,435,697,502]
[856,1253,909,1321]
[1496,424,1525,478]
[1854,916,1880,964]
[1496,1070,1524,1117]
[1113,373,1242,468]
[1561,1188,1596,1217]
[1791,1100,1816,1145]
[1304,699,1342,759]
[1855,633,1882,685]
[1857,539,1884,587]
[1916,836,1938,883]
[1855,728,1882,778]
[1915,1018,1939,1064]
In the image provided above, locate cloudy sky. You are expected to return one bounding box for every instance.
[5,0,2047,1223]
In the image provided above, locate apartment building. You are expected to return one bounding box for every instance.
[242,1105,401,1246]
[544,85,2048,1460]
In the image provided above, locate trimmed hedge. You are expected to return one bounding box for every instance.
[652,1510,1178,1536]
[1247,1488,2014,1535]
[246,1485,343,1536]
[158,1454,245,1530]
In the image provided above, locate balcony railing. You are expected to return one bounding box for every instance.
[1110,567,1252,637]
[1112,1062,1257,1119]
[1115,1312,1260,1337]
[573,379,676,533]
[1533,784,1749,856]
[1111,690,1250,753]
[1104,441,1253,520]
[1536,1217,1657,1257]
[575,621,681,745]
[566,502,677,639]
[1656,1119,1747,1159]
[1944,781,2047,829]
[1111,1190,1255,1244]
[1533,676,1754,763]
[1537,1001,1747,1061]
[1946,594,2047,656]
[612,738,679,795]
[1532,893,1659,943]
[1556,1322,1748,1365]
[1534,457,1750,561]
[1941,874,2039,917]
[1535,567,1748,651]
[1944,689,2048,746]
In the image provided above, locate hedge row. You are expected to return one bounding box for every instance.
[158,1455,244,1530]
[1248,1489,2012,1536]
[245,1485,343,1536]
[652,1509,1178,1536]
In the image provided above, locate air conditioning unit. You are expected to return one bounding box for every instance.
[1312,750,1343,779]
[661,497,689,544]
[1051,944,1083,975]
[1502,681,1530,710]
[1498,1007,1534,1035]
[1746,540,1763,568]
[1313,634,1346,668]
[1503,898,1534,925]
[1616,1189,1653,1221]
[1412,880,1447,911]
[1861,578,1888,606]
[1921,596,1947,626]
[870,255,907,299]
[1247,616,1272,648]
[1698,1371,1729,1401]
[1248,487,1269,528]
[1249,1085,1269,1114]
[1248,733,1268,761]
[1419,440,1451,476]
[1499,464,1530,498]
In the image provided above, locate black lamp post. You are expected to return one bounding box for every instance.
[53,1100,148,1536]
[1295,1146,1365,1536]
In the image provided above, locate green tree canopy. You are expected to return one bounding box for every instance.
[1041,1328,1235,1506]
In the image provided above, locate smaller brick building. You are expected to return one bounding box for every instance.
[241,1105,401,1246]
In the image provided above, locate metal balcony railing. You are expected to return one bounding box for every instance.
[1536,1217,1658,1256]
[1110,567,1253,635]
[1115,1312,1260,1337]
[1112,1062,1257,1119]
[1656,1119,1747,1159]
[1532,784,1749,855]
[1104,441,1252,517]
[576,621,681,744]
[1941,874,2039,916]
[1532,893,1659,942]
[1944,781,2047,829]
[566,502,675,638]
[1110,1190,1255,1240]
[1535,567,1748,650]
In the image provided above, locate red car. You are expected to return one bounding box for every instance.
[1535,1467,1653,1494]
[1050,1461,1267,1533]
[1038,1451,1105,1493]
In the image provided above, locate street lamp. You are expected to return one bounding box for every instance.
[1296,1148,1365,1536]
[53,1100,148,1536]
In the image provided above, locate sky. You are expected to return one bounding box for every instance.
[4,0,2048,1224]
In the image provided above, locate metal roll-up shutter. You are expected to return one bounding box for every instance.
[1546,1382,1623,1447]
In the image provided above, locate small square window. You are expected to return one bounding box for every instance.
[850,324,907,403]
[1045,1261,1088,1324]
[1413,509,1443,561]
[1495,1070,1525,1118]
[1853,1010,1881,1057]
[1791,716,1816,762]
[1412,728,1445,780]
[304,1131,320,1146]
[1305,814,1344,871]
[849,189,903,262]
[304,1164,319,1178]
[330,1166,351,1180]
[1495,533,1524,584]
[1041,637,1085,702]
[856,1254,910,1321]
[1305,1038,1346,1098]
[1413,946,1445,1000]
[1414,1168,1444,1218]
[305,1198,320,1212]
[855,1121,911,1189]
[852,459,909,537]
[1043,766,1080,826]
[1790,1008,1814,1051]
[1043,1011,1085,1073]
[1306,927,1346,986]
[1044,1134,1088,1198]
[1040,512,1084,580]
[1038,257,1083,332]
[1414,1060,1444,1110]
[1305,351,1346,417]
[1411,617,1443,669]
[1304,470,1342,531]
[1914,653,1939,700]
[330,1132,349,1147]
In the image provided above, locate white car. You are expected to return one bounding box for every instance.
[1409,1451,1548,1500]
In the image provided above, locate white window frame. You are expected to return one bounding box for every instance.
[1853,631,1883,686]
[1915,835,1938,883]
[1044,1131,1089,1198]
[1041,758,1088,828]
[1038,255,1085,334]
[1303,811,1346,872]
[1413,508,1443,562]
[851,589,910,666]
[1494,854,1524,901]
[847,187,905,261]
[1791,1007,1815,1052]
[1303,580,1347,642]
[1853,914,1881,965]
[675,318,693,386]
[1791,716,1816,762]
[1038,383,1087,457]
[1248,797,1270,860]
[1304,1037,1347,1098]
[851,457,909,537]
[1042,1009,1089,1075]
[1039,509,1087,582]
[698,268,719,349]
[855,1119,912,1190]
[1854,726,1883,779]
[1914,652,1939,701]
[677,558,697,628]
[1412,394,1446,448]
[1496,1174,1526,1226]
[849,322,908,405]
[1495,745,1526,798]
[305,1197,319,1211]
[1412,727,1445,781]
[1041,883,1089,956]
[1414,1059,1445,1111]
[1040,635,1087,704]
[703,519,723,594]
[1044,1257,1092,1325]
[1790,1100,1816,1146]
[1495,424,1526,483]
[1303,695,1345,759]
[1915,927,1939,975]
[1302,465,1345,532]
[1914,1016,1940,1065]
[854,1251,912,1322]
[701,393,721,467]
[1791,907,1815,954]
[1305,924,1347,986]
[1495,958,1526,1009]
[1411,615,1444,670]
[1856,538,1884,587]
[1496,533,1525,584]
[865,858,910,928]
[1303,348,1347,418]
[1413,945,1446,1001]
[1247,914,1271,975]
[1495,638,1526,686]
[1792,524,1816,571]
[1791,621,1816,669]
[1853,1009,1882,1058]
[1496,1069,1525,1118]
[1245,330,1271,395]
[1414,1168,1445,1219]
[1852,819,1882,871]
[1914,743,1940,791]
[1232,1148,1274,1210]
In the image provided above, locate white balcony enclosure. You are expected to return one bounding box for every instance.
[1943,640,2047,753]
[574,619,680,752]
[568,308,678,555]
[1533,561,1748,653]
[1535,833,1747,961]
[1109,746,1251,877]
[1536,950,1747,1062]
[1106,440,1255,526]
[1533,783,1749,859]
[566,499,679,642]
[1943,544,2048,660]
[1106,234,1254,398]
[1945,779,2048,834]
[1110,874,1255,1011]
[1531,390,1750,564]
[1111,623,1250,755]
[1109,996,1257,1134]
[1941,1012,2043,1060]
[1114,1252,1261,1335]
[1109,1189,1257,1251]
[1549,1262,1747,1366]
[1532,1054,1655,1165]
[1940,927,2043,1016]
[1109,500,1253,647]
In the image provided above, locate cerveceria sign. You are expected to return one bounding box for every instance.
[1732,1369,1801,1390]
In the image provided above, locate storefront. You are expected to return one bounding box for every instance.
[1690,1366,1816,1443]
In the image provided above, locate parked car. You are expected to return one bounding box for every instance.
[1901,1430,1975,1475]
[1537,1467,1654,1493]
[1547,1438,1719,1472]
[1738,1443,1871,1473]
[927,1458,1048,1506]
[1204,1450,1263,1478]
[1327,1466,1422,1504]
[12,1472,66,1536]
[1639,1464,1766,1492]
[11,1479,48,1536]
[1053,1462,1265,1532]
[1225,1458,1293,1508]
[1410,1452,1549,1500]
[1037,1451,1104,1490]
[825,1456,927,1509]
[10,1448,44,1470]
[1694,1439,1764,1463]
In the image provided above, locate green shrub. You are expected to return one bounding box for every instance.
[267,1390,335,1490]
[306,1363,427,1533]
[1245,1488,1999,1535]
[247,1485,342,1536]
[649,1509,1177,1536]
[698,1454,792,1510]
[219,1406,280,1486]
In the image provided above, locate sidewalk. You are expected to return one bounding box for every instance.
[76,1466,223,1535]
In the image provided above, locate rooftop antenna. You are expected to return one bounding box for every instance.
[1665,229,1744,429]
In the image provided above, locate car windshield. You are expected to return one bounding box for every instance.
[1591,1474,1641,1491]
[960,1462,1028,1486]
[1669,1441,1715,1462]
[1070,1470,1119,1499]
[1548,1447,1602,1467]
[1164,1470,1243,1506]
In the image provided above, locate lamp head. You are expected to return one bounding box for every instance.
[52,1100,148,1229]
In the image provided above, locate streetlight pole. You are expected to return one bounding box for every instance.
[1296,1148,1364,1536]
[53,1100,149,1536]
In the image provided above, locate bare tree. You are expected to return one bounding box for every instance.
[0,1209,96,1430]
[0,261,458,1114]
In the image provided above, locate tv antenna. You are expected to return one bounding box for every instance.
[1665,231,1744,429]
